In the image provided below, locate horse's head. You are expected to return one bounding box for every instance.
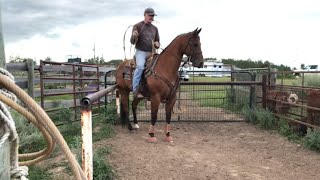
[183,28,204,68]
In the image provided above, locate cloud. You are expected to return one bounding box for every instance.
[2,0,320,68]
[2,0,160,42]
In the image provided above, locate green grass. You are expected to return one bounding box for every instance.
[184,85,250,112]
[11,110,47,154]
[300,74,320,87]
[276,78,299,85]
[276,74,320,87]
[93,116,115,142]
[188,76,231,82]
[35,94,74,102]
[180,82,226,92]
[28,166,53,180]
[192,90,226,108]
[93,147,116,180]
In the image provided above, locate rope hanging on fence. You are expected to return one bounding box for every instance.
[0,68,29,180]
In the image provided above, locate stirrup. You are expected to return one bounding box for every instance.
[134,91,144,99]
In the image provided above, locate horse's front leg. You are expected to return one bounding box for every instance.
[164,94,176,143]
[132,97,142,130]
[148,95,161,143]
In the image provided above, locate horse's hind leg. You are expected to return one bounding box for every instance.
[120,90,133,131]
[164,94,176,143]
[132,98,142,130]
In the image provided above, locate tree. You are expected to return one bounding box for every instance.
[44,57,52,61]
[300,63,305,70]
[9,56,33,63]
[105,59,123,66]
[84,56,105,64]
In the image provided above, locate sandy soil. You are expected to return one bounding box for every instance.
[96,122,320,180]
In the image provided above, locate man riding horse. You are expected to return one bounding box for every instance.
[116,7,203,143]
[131,7,160,98]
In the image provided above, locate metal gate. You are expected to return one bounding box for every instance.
[135,80,264,122]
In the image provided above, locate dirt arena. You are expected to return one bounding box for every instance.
[96,122,320,180]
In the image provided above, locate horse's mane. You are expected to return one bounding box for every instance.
[160,31,194,54]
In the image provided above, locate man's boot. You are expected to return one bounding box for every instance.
[134,90,144,98]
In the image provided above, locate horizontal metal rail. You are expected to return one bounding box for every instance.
[180,81,262,86]
[42,77,99,80]
[81,85,117,107]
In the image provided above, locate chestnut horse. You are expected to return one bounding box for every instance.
[115,28,204,142]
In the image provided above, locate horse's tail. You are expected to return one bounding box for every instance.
[118,90,129,126]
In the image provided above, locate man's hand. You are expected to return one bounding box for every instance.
[131,27,139,45]
[154,41,160,49]
[133,26,139,38]
[133,30,139,37]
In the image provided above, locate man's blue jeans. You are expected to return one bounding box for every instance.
[132,49,150,92]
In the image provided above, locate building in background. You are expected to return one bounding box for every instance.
[182,59,232,77]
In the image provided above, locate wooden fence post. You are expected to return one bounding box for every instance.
[262,75,267,109]
[27,59,34,98]
[0,1,10,178]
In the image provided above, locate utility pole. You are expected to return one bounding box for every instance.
[93,42,96,62]
[0,0,5,68]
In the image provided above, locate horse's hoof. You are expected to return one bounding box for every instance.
[164,136,173,143]
[132,124,139,129]
[148,137,157,143]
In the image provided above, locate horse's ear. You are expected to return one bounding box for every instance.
[193,28,201,36]
[197,28,202,35]
[193,28,199,35]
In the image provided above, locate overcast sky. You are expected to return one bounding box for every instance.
[2,0,320,68]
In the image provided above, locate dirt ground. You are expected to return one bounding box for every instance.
[96,122,320,180]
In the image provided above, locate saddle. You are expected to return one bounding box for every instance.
[123,54,160,97]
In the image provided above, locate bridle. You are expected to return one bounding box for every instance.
[160,35,202,65]
[183,36,203,64]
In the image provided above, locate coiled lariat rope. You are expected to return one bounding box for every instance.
[0,68,28,179]
[123,24,135,60]
[0,68,86,180]
[0,93,55,166]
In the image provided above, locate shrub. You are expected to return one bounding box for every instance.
[241,106,257,124]
[241,107,277,129]
[277,119,301,142]
[304,128,320,151]
[255,108,277,130]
